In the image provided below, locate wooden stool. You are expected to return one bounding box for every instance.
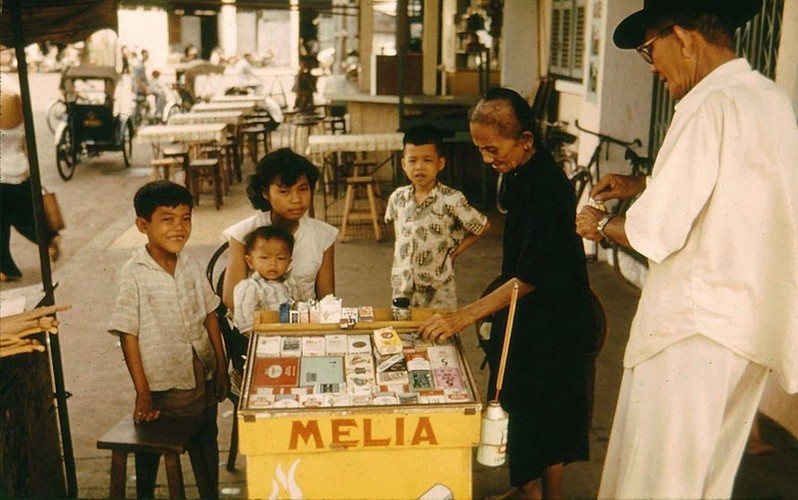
[96,415,203,499]
[161,145,189,185]
[187,158,223,210]
[150,158,180,181]
[240,125,268,163]
[340,175,382,242]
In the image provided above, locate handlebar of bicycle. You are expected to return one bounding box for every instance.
[575,120,642,149]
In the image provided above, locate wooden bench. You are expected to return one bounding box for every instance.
[96,415,203,499]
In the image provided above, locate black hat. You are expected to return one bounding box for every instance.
[613,0,762,49]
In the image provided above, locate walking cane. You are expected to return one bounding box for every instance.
[476,282,520,466]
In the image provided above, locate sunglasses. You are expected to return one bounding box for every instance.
[636,25,674,64]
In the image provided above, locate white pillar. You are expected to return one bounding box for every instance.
[500,0,540,97]
[421,0,440,95]
[219,4,237,58]
[775,0,798,113]
[290,0,300,68]
[358,0,374,92]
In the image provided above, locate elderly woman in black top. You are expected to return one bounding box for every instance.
[419,87,595,499]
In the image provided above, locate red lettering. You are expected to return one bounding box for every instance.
[411,417,438,445]
[331,418,358,448]
[396,417,404,445]
[364,419,391,446]
[289,420,323,450]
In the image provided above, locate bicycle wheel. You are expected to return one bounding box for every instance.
[56,125,77,181]
[46,99,66,134]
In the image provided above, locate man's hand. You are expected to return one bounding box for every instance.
[590,174,646,201]
[134,391,160,423]
[418,312,470,342]
[576,206,606,242]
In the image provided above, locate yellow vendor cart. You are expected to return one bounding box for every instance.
[238,308,482,499]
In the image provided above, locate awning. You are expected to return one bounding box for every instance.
[118,0,335,12]
[0,0,118,46]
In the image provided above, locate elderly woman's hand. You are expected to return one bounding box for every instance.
[576,206,606,241]
[418,311,471,342]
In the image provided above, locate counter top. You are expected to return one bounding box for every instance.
[325,93,477,106]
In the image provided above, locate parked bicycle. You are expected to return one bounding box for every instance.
[599,146,652,296]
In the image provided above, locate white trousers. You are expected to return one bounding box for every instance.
[599,335,769,499]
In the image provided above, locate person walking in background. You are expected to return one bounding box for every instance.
[1,89,61,282]
[575,1,798,497]
[109,181,228,499]
[385,124,490,309]
[420,88,596,499]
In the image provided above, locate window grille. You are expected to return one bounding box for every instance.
[647,0,783,158]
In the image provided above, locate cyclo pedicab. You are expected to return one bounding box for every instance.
[53,65,134,181]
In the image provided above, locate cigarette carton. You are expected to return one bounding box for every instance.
[319,295,343,324]
[357,305,374,322]
[418,389,447,404]
[251,357,299,388]
[372,392,400,406]
[376,353,407,373]
[427,345,460,370]
[273,394,301,408]
[376,370,410,387]
[324,393,351,407]
[299,356,345,387]
[444,388,471,403]
[299,394,326,408]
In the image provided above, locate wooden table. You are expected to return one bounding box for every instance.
[191,102,256,113]
[210,95,266,105]
[167,111,243,126]
[307,132,404,222]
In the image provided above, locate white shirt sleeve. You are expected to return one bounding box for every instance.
[233,279,259,333]
[108,262,140,336]
[625,99,724,264]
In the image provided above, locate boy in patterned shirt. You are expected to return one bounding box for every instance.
[385,124,490,309]
[109,181,228,499]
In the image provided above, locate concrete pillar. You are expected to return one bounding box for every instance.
[290,0,300,68]
[500,0,540,97]
[219,4,237,58]
[358,0,374,92]
[421,0,440,95]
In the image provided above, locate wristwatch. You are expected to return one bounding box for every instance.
[596,213,615,240]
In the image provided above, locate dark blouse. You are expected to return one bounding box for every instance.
[488,149,595,406]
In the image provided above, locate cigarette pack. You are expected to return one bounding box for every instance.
[398,333,417,353]
[444,388,471,403]
[280,336,301,357]
[273,395,301,408]
[299,356,345,387]
[345,353,375,372]
[398,392,419,405]
[319,295,343,324]
[376,353,407,373]
[432,367,465,389]
[255,335,281,357]
[346,373,376,395]
[427,345,460,369]
[350,393,373,406]
[405,352,431,371]
[296,302,310,323]
[372,392,399,406]
[357,306,374,322]
[251,357,300,388]
[408,370,435,392]
[301,336,326,356]
[418,389,447,404]
[279,302,291,323]
[315,382,345,394]
[324,334,348,355]
[324,393,351,407]
[413,336,434,352]
[376,370,410,387]
[299,394,326,408]
[347,334,372,354]
[289,310,300,324]
[373,326,403,355]
[341,307,359,324]
[248,394,275,409]
[379,383,410,394]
